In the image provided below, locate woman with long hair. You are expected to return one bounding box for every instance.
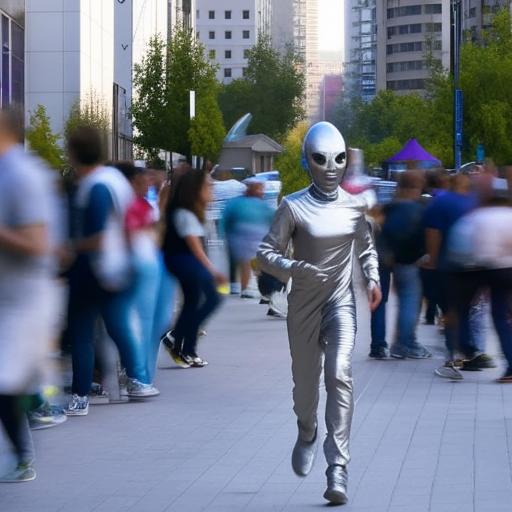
[162,167,226,368]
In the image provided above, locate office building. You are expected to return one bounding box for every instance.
[0,0,24,109]
[344,0,377,102]
[25,0,167,158]
[196,0,272,83]
[376,0,451,94]
[463,0,511,40]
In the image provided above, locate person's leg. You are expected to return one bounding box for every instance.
[131,254,160,379]
[182,265,222,356]
[370,265,391,353]
[68,290,100,396]
[240,261,252,292]
[0,395,34,466]
[392,264,423,355]
[489,271,512,371]
[421,267,437,324]
[148,257,176,381]
[322,300,356,468]
[101,288,149,384]
[467,292,488,355]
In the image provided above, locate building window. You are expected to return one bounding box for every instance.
[243,49,250,59]
[243,10,250,19]
[387,78,425,91]
[387,5,422,18]
[209,31,215,40]
[425,22,442,32]
[208,10,215,19]
[225,10,231,20]
[387,60,424,73]
[387,41,423,54]
[469,7,476,18]
[242,67,248,76]
[399,25,409,35]
[225,30,232,39]
[196,31,200,39]
[425,4,442,14]
[209,49,216,60]
[410,24,422,33]
[225,50,232,59]
[243,30,250,39]
[196,10,199,19]
[224,68,232,78]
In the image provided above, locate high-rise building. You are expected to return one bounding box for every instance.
[25,0,167,159]
[272,0,321,121]
[0,0,25,108]
[376,0,451,94]
[344,0,377,102]
[462,0,511,40]
[196,0,272,84]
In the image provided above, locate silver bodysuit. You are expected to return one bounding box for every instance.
[257,125,379,468]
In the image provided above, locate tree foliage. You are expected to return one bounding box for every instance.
[26,104,64,170]
[132,29,225,163]
[276,122,310,196]
[331,9,512,168]
[219,37,305,142]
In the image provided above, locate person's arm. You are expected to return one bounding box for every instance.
[74,184,113,253]
[354,213,382,311]
[184,235,225,283]
[0,224,48,256]
[425,228,442,269]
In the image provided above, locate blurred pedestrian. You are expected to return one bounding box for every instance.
[162,168,226,368]
[65,127,159,417]
[446,183,512,382]
[0,108,58,482]
[371,170,431,359]
[114,162,176,382]
[222,181,274,298]
[425,173,495,379]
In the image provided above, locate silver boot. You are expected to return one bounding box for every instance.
[324,464,348,505]
[291,428,318,477]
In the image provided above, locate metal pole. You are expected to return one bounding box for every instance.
[452,0,463,170]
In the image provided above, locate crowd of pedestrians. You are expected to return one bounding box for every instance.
[1,104,512,485]
[368,165,512,384]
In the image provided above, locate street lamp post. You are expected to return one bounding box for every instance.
[452,0,463,170]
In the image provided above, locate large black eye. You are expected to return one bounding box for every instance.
[312,153,326,165]
[335,152,346,164]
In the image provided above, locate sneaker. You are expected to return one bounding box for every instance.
[390,344,408,359]
[29,403,67,430]
[189,354,209,368]
[369,347,389,359]
[126,379,160,398]
[0,463,36,483]
[461,353,497,371]
[407,345,432,359]
[259,297,270,305]
[496,369,512,383]
[65,394,89,416]
[435,362,463,380]
[241,289,259,299]
[267,307,286,319]
[162,335,191,368]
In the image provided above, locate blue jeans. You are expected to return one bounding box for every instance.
[165,254,222,356]
[67,265,148,396]
[132,252,177,382]
[393,264,422,350]
[371,264,391,350]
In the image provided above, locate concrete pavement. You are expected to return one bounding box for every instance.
[1,287,512,512]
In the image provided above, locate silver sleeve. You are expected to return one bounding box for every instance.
[354,214,380,287]
[257,200,296,284]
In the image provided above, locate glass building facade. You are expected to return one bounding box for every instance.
[0,0,24,108]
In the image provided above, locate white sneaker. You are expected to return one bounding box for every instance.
[126,379,160,398]
[241,289,260,299]
[0,463,36,483]
[65,394,89,416]
[435,363,463,380]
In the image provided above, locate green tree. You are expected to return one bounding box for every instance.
[276,122,310,196]
[219,37,305,142]
[132,35,168,161]
[26,104,64,170]
[164,27,225,160]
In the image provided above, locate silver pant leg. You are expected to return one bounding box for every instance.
[287,299,323,443]
[321,298,356,467]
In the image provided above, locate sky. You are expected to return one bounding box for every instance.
[318,0,344,53]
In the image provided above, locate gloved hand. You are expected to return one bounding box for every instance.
[291,261,329,285]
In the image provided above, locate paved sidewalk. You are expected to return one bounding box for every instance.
[1,290,512,512]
